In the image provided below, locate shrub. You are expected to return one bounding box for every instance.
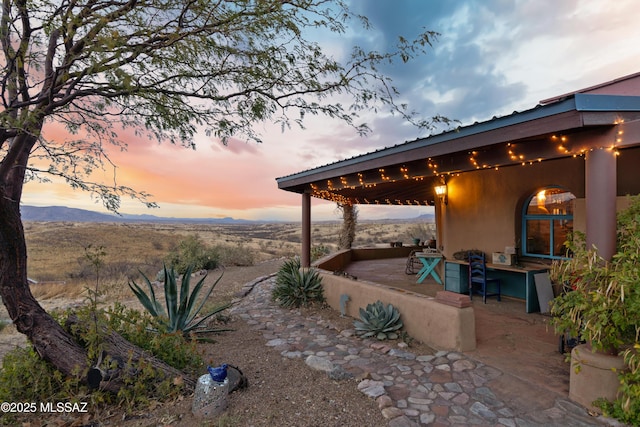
[165,235,219,274]
[353,300,403,340]
[215,243,255,266]
[129,265,231,337]
[0,305,203,422]
[310,244,331,262]
[272,257,325,308]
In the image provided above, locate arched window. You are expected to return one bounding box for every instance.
[522,187,575,259]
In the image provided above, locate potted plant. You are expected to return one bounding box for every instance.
[549,196,640,420]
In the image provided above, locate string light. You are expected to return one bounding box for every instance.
[306,134,611,206]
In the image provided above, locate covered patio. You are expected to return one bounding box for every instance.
[276,73,640,409]
[277,73,640,271]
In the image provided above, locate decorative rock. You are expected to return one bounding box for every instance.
[470,401,496,419]
[192,375,229,418]
[419,412,436,424]
[328,365,354,380]
[305,355,334,372]
[381,406,405,419]
[376,394,393,409]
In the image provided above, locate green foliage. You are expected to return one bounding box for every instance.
[311,244,331,262]
[0,1,447,212]
[0,346,84,405]
[129,265,231,336]
[0,305,203,421]
[354,300,404,340]
[550,196,640,425]
[550,196,640,353]
[106,303,203,371]
[595,344,640,425]
[166,235,220,274]
[272,257,325,308]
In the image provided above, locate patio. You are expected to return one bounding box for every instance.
[339,257,571,402]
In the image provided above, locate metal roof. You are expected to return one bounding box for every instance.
[276,94,640,206]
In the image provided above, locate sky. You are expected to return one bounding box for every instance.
[21,0,640,222]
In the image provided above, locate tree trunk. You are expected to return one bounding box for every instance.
[65,315,195,392]
[0,197,194,393]
[0,196,91,377]
[338,203,358,249]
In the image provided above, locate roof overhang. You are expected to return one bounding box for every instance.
[276,94,640,206]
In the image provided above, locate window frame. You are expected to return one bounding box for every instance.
[521,186,575,260]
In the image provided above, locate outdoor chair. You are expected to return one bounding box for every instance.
[468,252,501,303]
[405,250,422,274]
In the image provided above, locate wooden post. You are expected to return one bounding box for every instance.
[301,193,311,267]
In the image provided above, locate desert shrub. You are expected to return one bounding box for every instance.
[165,235,220,274]
[311,244,331,262]
[215,243,255,266]
[354,300,404,340]
[0,305,202,423]
[106,303,203,371]
[272,257,325,308]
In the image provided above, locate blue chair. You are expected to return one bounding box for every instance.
[468,252,501,303]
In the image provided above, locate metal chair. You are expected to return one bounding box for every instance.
[405,250,422,274]
[468,252,501,303]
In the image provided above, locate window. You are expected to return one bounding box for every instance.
[522,187,575,259]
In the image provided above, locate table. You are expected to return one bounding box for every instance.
[415,252,443,284]
[444,260,549,312]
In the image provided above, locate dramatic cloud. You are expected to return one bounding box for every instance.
[23,0,640,220]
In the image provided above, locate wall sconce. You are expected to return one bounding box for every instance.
[434,184,448,205]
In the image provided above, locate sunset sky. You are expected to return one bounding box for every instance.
[21,0,640,221]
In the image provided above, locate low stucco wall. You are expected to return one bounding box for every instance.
[315,246,416,271]
[319,270,476,352]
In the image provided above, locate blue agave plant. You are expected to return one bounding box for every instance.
[129,265,230,336]
[353,300,403,340]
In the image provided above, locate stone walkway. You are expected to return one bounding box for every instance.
[230,276,617,427]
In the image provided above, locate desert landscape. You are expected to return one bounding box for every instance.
[0,219,433,426]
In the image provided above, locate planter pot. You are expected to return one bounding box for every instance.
[569,344,625,413]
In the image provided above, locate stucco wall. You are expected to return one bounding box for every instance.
[319,270,476,352]
[441,149,640,259]
[442,156,585,259]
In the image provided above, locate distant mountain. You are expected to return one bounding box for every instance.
[21,205,117,222]
[20,205,435,224]
[416,213,435,221]
[20,205,254,224]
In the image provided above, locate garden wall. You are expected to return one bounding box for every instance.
[314,249,476,352]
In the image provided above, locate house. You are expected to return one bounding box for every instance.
[276,73,640,345]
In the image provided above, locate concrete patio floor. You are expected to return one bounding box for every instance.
[341,257,574,414]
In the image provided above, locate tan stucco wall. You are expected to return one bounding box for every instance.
[442,156,586,259]
[319,271,476,352]
[441,149,640,259]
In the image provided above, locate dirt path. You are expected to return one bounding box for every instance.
[1,258,389,426]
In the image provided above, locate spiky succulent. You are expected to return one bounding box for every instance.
[272,257,325,308]
[129,265,231,337]
[353,300,403,340]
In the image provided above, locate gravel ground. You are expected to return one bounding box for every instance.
[1,259,390,426]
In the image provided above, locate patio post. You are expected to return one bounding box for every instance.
[585,147,617,261]
[301,192,311,267]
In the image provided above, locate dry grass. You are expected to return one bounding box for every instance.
[23,220,429,301]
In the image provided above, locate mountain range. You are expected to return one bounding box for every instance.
[20,205,435,224]
[20,205,254,224]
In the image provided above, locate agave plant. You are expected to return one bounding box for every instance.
[129,265,231,336]
[354,300,404,340]
[272,257,325,308]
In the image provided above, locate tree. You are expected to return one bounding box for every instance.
[0,0,444,389]
[337,202,358,249]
